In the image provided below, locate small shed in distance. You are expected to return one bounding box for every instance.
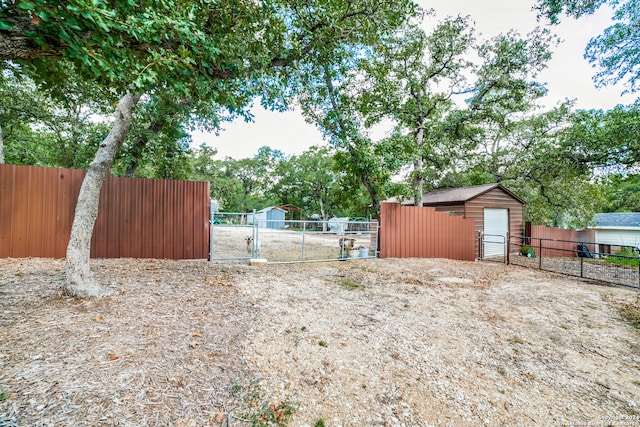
[254,206,286,229]
[390,183,525,257]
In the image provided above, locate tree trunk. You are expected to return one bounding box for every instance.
[412,158,423,206]
[412,125,425,206]
[318,192,328,232]
[0,123,4,164]
[0,17,67,60]
[65,92,141,297]
[364,174,380,214]
[124,137,147,177]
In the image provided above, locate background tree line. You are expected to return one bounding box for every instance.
[3,69,639,225]
[3,4,639,227]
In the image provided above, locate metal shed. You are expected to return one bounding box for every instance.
[255,206,286,229]
[392,183,525,257]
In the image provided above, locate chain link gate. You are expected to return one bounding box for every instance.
[210,212,379,264]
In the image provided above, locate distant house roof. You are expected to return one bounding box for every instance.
[594,212,640,229]
[385,183,525,205]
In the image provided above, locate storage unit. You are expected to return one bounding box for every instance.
[391,183,525,258]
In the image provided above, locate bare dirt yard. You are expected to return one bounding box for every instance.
[1,257,639,427]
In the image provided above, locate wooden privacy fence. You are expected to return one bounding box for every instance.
[378,202,476,261]
[0,164,210,259]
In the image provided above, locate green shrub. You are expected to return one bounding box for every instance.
[606,246,639,267]
[520,245,536,258]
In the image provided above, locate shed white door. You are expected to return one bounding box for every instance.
[483,208,509,257]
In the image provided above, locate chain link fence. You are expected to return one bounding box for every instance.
[210,213,378,263]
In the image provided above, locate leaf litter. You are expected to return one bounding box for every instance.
[0,257,638,426]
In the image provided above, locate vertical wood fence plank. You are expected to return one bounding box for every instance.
[150,179,163,259]
[26,167,43,256]
[130,178,143,258]
[140,178,153,259]
[120,177,132,258]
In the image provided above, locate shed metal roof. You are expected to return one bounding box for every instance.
[385,183,525,206]
[256,206,286,213]
[594,212,640,228]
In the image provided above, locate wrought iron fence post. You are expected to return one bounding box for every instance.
[538,238,542,270]
[580,253,584,278]
[506,237,510,265]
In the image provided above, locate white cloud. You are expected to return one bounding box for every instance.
[191,106,328,160]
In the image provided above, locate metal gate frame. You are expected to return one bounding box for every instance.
[210,213,379,264]
[478,232,507,263]
[208,211,255,261]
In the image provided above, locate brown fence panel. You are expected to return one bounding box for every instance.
[90,174,210,259]
[528,225,596,258]
[1,164,210,259]
[379,202,476,261]
[0,165,83,258]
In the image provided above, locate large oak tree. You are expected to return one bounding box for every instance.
[1,0,417,296]
[358,17,554,205]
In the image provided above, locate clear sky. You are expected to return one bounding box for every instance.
[191,0,636,160]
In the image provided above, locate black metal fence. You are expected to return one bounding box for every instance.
[508,236,640,289]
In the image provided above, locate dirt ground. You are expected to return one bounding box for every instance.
[1,257,639,427]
